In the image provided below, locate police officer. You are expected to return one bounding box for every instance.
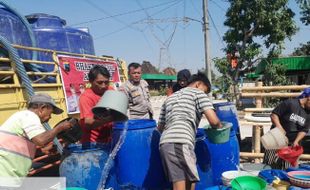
[122,62,153,119]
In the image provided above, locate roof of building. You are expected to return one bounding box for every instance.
[142,73,177,80]
[256,56,310,74]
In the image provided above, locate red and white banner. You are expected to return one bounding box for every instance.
[58,55,121,114]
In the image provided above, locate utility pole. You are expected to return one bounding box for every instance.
[202,0,212,87]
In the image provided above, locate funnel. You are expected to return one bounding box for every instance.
[92,90,128,122]
[277,145,303,167]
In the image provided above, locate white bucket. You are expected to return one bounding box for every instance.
[221,170,249,186]
[261,127,288,150]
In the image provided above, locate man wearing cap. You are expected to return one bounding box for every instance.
[0,93,73,185]
[263,87,310,169]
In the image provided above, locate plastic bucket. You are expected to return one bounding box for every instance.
[59,143,118,190]
[112,119,169,189]
[231,176,267,190]
[196,128,240,186]
[92,90,128,122]
[221,171,250,186]
[261,127,288,150]
[56,117,82,143]
[213,102,240,134]
[205,122,232,144]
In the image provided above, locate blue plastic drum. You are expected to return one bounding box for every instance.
[213,102,240,135]
[113,119,169,189]
[195,130,213,189]
[59,143,118,190]
[196,128,240,186]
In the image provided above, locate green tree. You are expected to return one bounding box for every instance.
[213,57,234,100]
[221,0,298,103]
[292,41,310,55]
[291,1,310,56]
[296,0,310,25]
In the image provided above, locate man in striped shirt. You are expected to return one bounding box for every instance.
[158,71,222,190]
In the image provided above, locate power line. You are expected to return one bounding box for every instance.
[94,0,182,39]
[208,10,225,48]
[84,0,142,32]
[190,0,202,17]
[210,0,227,13]
[69,0,181,26]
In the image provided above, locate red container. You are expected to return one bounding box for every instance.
[277,145,303,167]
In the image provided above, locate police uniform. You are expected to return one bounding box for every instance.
[123,79,153,119]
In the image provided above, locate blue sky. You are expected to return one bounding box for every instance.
[6,0,310,73]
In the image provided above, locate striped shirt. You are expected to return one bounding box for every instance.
[159,87,214,147]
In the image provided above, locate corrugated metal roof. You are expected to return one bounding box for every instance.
[256,56,310,74]
[142,74,177,80]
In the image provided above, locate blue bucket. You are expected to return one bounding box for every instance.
[196,128,240,186]
[213,102,240,135]
[59,143,118,190]
[113,119,169,189]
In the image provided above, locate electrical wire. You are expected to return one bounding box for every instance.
[210,0,227,12]
[84,0,142,32]
[190,0,202,17]
[208,10,225,48]
[94,0,183,39]
[70,0,181,26]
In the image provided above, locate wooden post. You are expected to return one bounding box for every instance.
[252,81,263,163]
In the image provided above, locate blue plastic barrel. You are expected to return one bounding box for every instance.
[213,102,240,135]
[0,7,32,60]
[196,128,240,186]
[195,130,213,189]
[113,119,169,189]
[59,143,118,190]
[26,14,95,71]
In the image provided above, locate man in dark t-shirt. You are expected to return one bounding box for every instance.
[263,87,310,169]
[271,98,310,143]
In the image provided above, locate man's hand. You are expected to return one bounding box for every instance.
[41,142,58,155]
[56,120,74,131]
[292,141,299,147]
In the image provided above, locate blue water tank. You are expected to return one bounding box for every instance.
[59,143,118,190]
[0,7,32,61]
[26,13,95,71]
[112,119,169,189]
[196,128,240,186]
[213,102,240,135]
